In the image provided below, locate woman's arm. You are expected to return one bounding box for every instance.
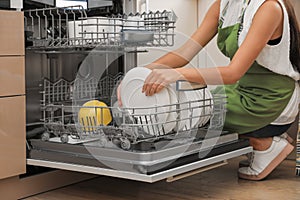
[178,0,284,84]
[143,0,284,96]
[146,0,221,70]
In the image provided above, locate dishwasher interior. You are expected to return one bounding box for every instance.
[24,4,252,183]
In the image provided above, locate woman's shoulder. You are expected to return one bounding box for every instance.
[250,0,283,27]
[257,0,283,16]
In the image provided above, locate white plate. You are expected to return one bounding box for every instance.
[85,17,112,39]
[172,87,207,132]
[163,86,178,134]
[195,88,213,126]
[68,20,87,45]
[195,89,205,126]
[124,16,145,30]
[185,90,203,129]
[171,84,191,132]
[120,67,151,89]
[201,88,214,126]
[121,68,171,135]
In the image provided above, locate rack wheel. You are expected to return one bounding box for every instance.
[134,165,147,174]
[99,136,108,147]
[41,132,50,141]
[120,138,131,150]
[60,134,69,143]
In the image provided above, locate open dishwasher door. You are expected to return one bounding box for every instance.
[28,131,252,183]
[24,5,252,183]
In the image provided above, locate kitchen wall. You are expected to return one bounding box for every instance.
[197,0,229,68]
[291,0,300,20]
[136,0,199,68]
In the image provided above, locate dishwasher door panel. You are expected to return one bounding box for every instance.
[27,145,252,183]
[27,135,252,183]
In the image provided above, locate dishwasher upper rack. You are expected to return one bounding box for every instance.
[24,6,177,49]
[40,78,227,150]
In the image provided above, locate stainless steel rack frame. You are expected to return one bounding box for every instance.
[24,6,176,49]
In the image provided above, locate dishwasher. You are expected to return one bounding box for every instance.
[24,1,252,183]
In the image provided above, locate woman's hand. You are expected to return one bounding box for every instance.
[142,68,185,96]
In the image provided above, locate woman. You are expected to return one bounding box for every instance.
[141,0,300,180]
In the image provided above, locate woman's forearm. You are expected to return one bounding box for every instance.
[147,51,190,70]
[176,66,240,85]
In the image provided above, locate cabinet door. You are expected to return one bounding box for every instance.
[0,10,24,56]
[0,56,25,97]
[0,96,26,180]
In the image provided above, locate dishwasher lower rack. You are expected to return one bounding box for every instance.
[40,78,226,150]
[24,6,176,49]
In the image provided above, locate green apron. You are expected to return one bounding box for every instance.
[216,2,295,134]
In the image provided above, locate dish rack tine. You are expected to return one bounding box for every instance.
[149,115,157,136]
[143,116,150,135]
[28,10,34,33]
[42,9,48,42]
[35,10,41,40]
[56,9,62,45]
[87,116,92,132]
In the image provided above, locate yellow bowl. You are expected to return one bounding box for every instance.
[78,100,112,131]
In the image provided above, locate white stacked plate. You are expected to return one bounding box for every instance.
[68,20,87,45]
[199,88,214,126]
[164,85,178,134]
[170,85,214,131]
[121,67,177,136]
[170,84,203,132]
[85,17,113,40]
[120,67,214,135]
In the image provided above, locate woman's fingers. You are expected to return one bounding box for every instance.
[155,84,166,94]
[148,83,162,96]
[143,71,158,96]
[142,73,152,93]
[117,82,122,107]
[143,68,180,96]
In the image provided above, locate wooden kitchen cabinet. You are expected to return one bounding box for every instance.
[0,56,25,97]
[0,10,26,180]
[0,10,24,56]
[0,96,26,180]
